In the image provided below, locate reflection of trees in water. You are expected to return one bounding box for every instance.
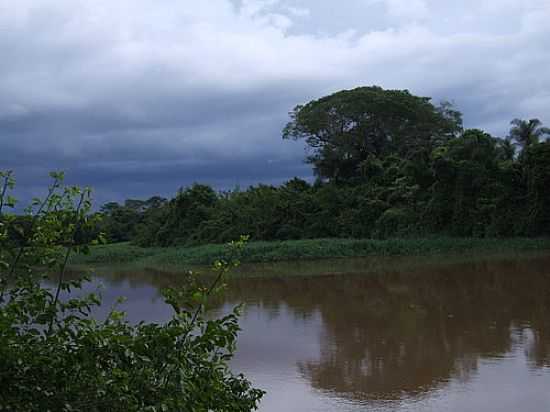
[70,254,550,399]
[65,266,190,294]
[529,329,550,368]
[222,256,550,400]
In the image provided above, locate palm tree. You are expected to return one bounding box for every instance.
[509,118,550,149]
[497,137,516,161]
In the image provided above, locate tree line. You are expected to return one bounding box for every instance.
[99,86,550,246]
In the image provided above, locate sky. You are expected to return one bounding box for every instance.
[1,0,549,206]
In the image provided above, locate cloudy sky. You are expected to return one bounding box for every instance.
[1,0,549,206]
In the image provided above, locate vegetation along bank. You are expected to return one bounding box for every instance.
[95,86,550,249]
[69,238,550,270]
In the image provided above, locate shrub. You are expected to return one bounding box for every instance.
[0,171,263,411]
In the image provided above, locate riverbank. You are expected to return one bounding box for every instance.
[69,237,550,271]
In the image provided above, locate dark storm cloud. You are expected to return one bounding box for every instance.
[1,0,549,205]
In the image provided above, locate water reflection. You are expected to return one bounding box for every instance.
[68,253,550,411]
[225,259,548,396]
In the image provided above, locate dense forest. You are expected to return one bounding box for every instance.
[99,86,550,246]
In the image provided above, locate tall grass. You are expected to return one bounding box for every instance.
[70,237,550,270]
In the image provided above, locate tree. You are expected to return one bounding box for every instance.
[428,129,501,236]
[522,142,550,235]
[0,171,264,411]
[100,201,121,214]
[100,206,142,242]
[160,184,218,246]
[496,137,517,161]
[509,118,550,149]
[283,86,462,181]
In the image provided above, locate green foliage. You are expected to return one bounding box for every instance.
[509,118,550,149]
[70,238,550,270]
[98,197,168,243]
[93,88,550,246]
[0,173,263,411]
[522,142,550,235]
[282,86,462,181]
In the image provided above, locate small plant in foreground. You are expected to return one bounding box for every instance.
[0,171,263,412]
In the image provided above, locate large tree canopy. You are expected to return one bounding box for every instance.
[283,86,462,181]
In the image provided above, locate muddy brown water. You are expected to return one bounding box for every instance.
[70,253,550,411]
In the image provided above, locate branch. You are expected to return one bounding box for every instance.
[47,190,87,334]
[7,176,62,279]
[0,171,12,216]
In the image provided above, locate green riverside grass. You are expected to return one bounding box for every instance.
[70,237,550,271]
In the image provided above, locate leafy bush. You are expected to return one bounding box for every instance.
[0,171,263,411]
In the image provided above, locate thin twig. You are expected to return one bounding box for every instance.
[1,177,62,300]
[0,171,12,216]
[160,253,238,390]
[7,177,61,279]
[47,191,87,334]
[0,172,11,294]
[189,267,226,328]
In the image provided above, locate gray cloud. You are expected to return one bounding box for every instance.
[1,0,549,205]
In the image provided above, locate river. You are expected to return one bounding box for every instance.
[71,252,550,411]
